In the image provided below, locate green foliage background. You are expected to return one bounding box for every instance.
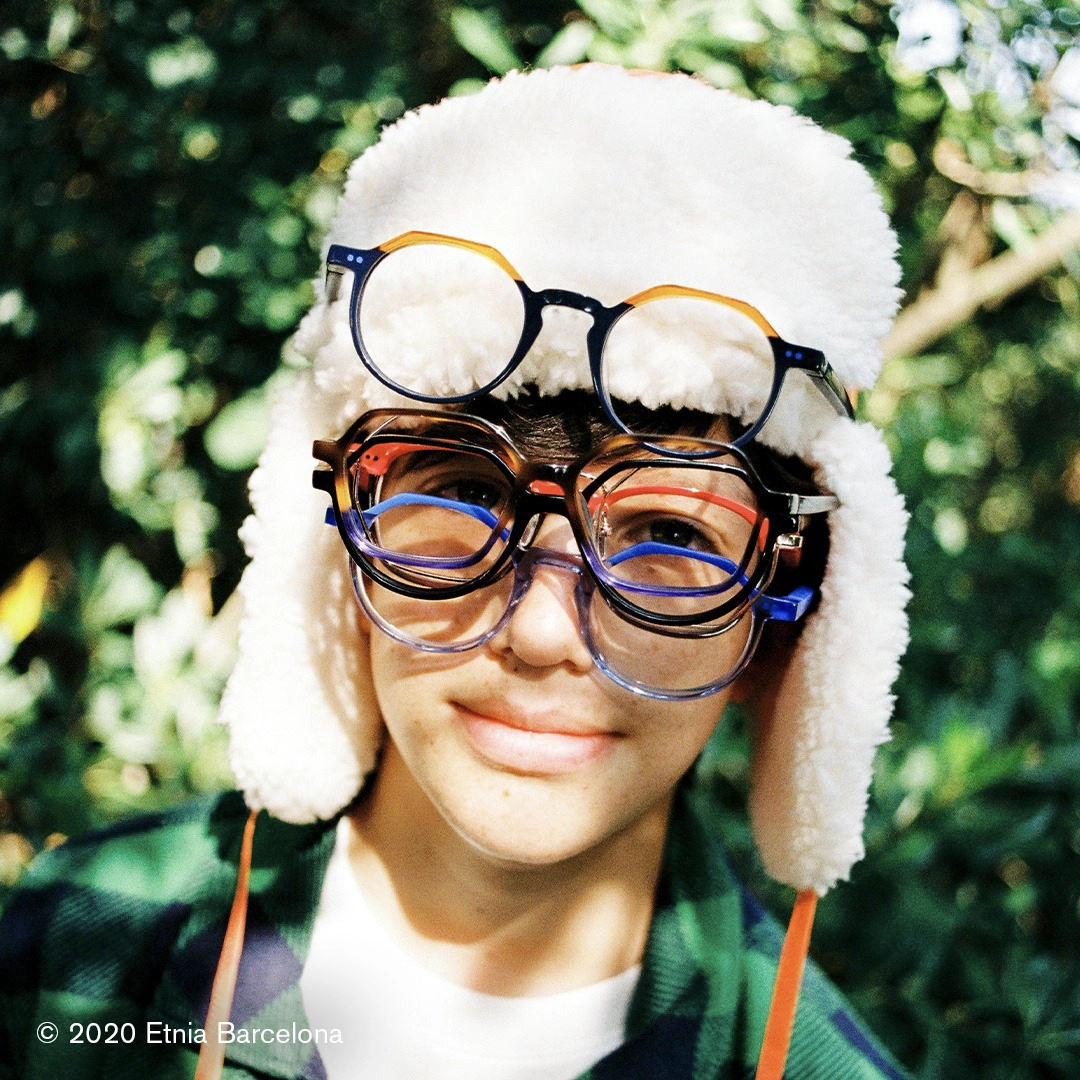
[2,1,1079,1076]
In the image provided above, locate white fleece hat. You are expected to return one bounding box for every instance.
[221,65,910,895]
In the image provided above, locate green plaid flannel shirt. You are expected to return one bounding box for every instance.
[0,785,909,1080]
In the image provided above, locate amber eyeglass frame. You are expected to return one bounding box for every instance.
[324,231,854,449]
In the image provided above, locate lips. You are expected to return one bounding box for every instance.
[453,699,619,776]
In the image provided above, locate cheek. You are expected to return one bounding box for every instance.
[632,696,729,781]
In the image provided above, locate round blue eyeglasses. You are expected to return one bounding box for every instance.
[324,231,854,450]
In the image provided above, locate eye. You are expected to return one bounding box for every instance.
[382,448,510,514]
[648,517,706,550]
[440,478,503,511]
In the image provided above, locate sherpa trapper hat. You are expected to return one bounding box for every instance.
[222,65,910,899]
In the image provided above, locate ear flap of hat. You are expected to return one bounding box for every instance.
[747,419,910,894]
[220,372,383,823]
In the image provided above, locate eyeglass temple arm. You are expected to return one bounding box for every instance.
[604,544,812,621]
[323,243,378,304]
[589,484,759,525]
[315,439,474,481]
[773,339,854,420]
[312,439,466,508]
[809,362,855,419]
[355,494,510,538]
[757,585,813,623]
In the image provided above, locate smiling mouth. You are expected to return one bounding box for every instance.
[453,704,619,776]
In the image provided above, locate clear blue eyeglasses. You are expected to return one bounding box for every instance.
[313,409,836,699]
[324,231,854,450]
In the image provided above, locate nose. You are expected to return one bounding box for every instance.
[486,520,595,675]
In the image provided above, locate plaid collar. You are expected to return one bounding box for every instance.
[148,785,752,1079]
[2,784,907,1079]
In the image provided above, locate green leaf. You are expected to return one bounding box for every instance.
[535,21,596,67]
[145,37,217,89]
[83,547,163,633]
[203,389,272,472]
[449,8,521,75]
[576,0,640,39]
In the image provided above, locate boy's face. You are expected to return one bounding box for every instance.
[361,445,750,866]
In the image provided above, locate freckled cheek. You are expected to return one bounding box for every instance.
[620,700,722,767]
[367,640,452,735]
[386,715,455,781]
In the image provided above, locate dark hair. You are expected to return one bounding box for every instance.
[465,387,715,459]
[468,384,829,608]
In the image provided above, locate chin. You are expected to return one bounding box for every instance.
[433,771,671,872]
[454,825,612,869]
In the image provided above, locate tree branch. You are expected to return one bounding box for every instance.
[931,138,1039,198]
[883,212,1080,359]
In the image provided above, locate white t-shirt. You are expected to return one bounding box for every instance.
[300,817,639,1080]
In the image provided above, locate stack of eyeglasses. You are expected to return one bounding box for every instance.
[313,409,837,700]
[315,232,846,699]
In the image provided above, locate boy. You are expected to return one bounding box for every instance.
[1,66,911,1079]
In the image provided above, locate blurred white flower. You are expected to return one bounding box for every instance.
[893,0,964,72]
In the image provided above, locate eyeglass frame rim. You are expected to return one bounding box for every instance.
[347,549,771,701]
[312,407,838,632]
[323,230,855,450]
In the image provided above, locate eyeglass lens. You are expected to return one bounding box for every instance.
[351,439,767,626]
[357,242,525,396]
[353,556,758,700]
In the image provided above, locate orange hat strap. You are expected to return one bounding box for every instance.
[754,888,819,1080]
[194,809,258,1080]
